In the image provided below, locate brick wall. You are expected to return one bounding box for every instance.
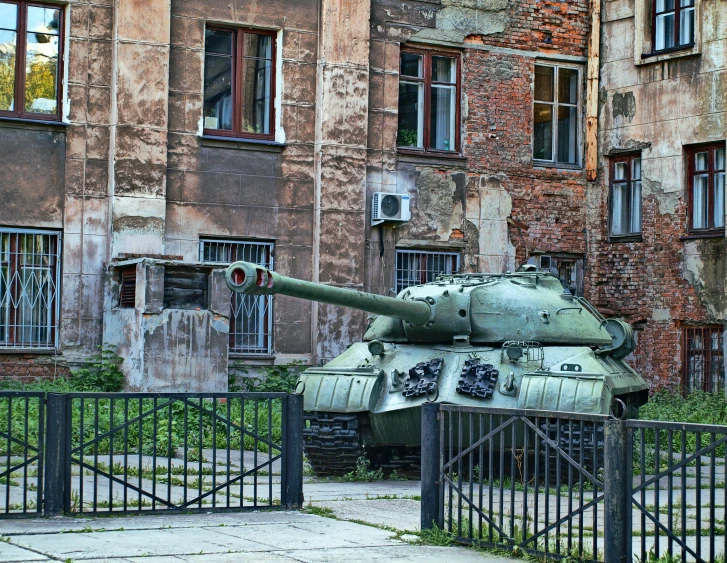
[0,355,72,384]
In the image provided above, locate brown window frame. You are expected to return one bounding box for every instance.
[0,0,65,122]
[686,142,726,236]
[608,153,643,241]
[202,25,277,141]
[682,325,724,394]
[396,47,462,156]
[652,0,695,54]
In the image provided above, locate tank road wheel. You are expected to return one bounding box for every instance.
[303,413,364,476]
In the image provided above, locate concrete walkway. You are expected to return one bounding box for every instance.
[0,511,517,563]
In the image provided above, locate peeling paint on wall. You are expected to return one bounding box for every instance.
[412,0,507,43]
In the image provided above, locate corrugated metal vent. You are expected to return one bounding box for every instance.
[120,266,136,308]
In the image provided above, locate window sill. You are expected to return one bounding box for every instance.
[0,116,68,131]
[229,355,276,366]
[680,231,725,241]
[200,135,285,153]
[0,348,59,355]
[608,235,643,244]
[532,160,583,172]
[397,150,467,167]
[636,44,700,66]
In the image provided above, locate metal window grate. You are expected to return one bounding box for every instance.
[119,266,136,308]
[200,239,274,355]
[0,229,61,349]
[683,326,724,393]
[395,249,460,294]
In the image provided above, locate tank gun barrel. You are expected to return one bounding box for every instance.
[225,261,432,326]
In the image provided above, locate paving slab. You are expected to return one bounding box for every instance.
[0,511,516,563]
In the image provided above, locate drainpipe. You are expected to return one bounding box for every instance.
[585,0,602,182]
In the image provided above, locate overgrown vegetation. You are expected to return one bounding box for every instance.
[640,390,727,426]
[228,361,303,393]
[342,456,384,482]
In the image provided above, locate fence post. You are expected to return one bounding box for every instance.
[421,402,442,530]
[284,394,304,509]
[44,393,67,516]
[604,419,628,563]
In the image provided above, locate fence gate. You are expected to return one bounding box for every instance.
[0,392,45,517]
[0,392,303,517]
[421,403,608,562]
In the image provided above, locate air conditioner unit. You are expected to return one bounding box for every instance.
[371,192,411,226]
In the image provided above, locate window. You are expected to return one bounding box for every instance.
[200,239,273,355]
[687,143,725,233]
[0,229,60,349]
[610,154,642,238]
[395,250,460,293]
[533,64,581,166]
[203,26,276,140]
[0,1,64,121]
[397,49,460,153]
[653,0,695,52]
[683,326,724,393]
[537,254,584,296]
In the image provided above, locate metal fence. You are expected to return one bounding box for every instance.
[421,403,607,562]
[0,392,45,517]
[626,419,727,563]
[421,404,727,563]
[0,392,303,517]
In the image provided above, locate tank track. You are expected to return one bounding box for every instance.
[538,418,604,484]
[303,412,421,478]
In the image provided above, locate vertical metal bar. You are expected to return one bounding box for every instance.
[183,400,188,506]
[509,419,515,543]
[544,418,550,553]
[468,411,473,540]
[567,418,573,556]
[710,432,716,561]
[477,413,484,540]
[448,409,453,533]
[284,394,304,509]
[655,428,661,557]
[696,432,701,562]
[534,415,540,548]
[592,422,598,559]
[198,398,203,509]
[93,398,98,512]
[109,398,114,513]
[152,397,157,512]
[79,397,84,512]
[254,399,259,507]
[627,426,635,563]
[268,399,272,507]
[578,420,584,558]
[6,395,11,512]
[681,429,687,562]
[167,399,172,508]
[522,414,529,547]
[22,396,28,513]
[36,394,45,516]
[226,398,231,508]
[457,410,462,538]
[421,402,442,531]
[498,414,504,540]
[240,397,245,507]
[640,427,646,563]
[124,398,129,510]
[604,419,627,563]
[138,397,142,511]
[668,430,674,558]
[212,397,217,509]
[43,393,67,516]
[488,413,494,543]
[555,418,561,555]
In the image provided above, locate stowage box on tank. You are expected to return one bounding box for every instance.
[225,261,649,476]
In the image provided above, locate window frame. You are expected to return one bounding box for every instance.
[0,227,61,350]
[651,0,695,54]
[202,25,277,141]
[394,249,461,294]
[608,153,643,241]
[686,142,726,236]
[396,46,462,156]
[0,0,65,122]
[682,325,724,394]
[532,63,583,168]
[199,238,274,357]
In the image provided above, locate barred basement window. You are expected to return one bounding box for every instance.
[0,229,61,349]
[683,326,724,394]
[395,249,460,294]
[200,239,274,356]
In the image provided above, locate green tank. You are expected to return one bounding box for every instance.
[225,261,649,476]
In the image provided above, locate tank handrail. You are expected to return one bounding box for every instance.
[225,261,432,326]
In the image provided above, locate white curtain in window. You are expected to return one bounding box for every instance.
[693,174,708,229]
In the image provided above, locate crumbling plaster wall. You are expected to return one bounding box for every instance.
[366,0,591,303]
[588,0,727,388]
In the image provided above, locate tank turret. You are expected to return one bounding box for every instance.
[225,261,649,477]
